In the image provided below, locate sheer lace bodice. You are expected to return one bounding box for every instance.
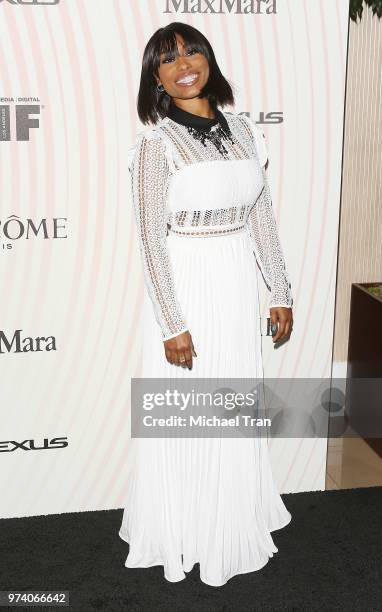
[127,111,293,341]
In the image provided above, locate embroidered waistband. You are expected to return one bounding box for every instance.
[167,224,246,237]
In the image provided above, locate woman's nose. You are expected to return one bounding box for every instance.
[176,54,191,69]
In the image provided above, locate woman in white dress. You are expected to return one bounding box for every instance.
[119,22,294,587]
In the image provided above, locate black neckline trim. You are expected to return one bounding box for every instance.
[166,102,229,132]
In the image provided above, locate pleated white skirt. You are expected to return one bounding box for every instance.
[119,227,292,587]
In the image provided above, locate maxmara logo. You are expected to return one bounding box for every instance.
[0,329,57,353]
[164,0,277,13]
[0,438,68,452]
[0,0,60,5]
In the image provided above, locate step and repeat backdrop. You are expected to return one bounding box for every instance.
[0,0,349,518]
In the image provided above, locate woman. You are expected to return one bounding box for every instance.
[119,22,294,587]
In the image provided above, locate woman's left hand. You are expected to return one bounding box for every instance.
[270,307,293,344]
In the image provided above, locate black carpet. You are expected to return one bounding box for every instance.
[1,486,382,612]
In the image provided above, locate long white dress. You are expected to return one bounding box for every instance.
[119,106,293,587]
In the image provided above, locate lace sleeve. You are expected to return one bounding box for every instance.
[243,117,294,308]
[128,129,188,341]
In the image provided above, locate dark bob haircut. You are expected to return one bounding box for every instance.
[136,22,235,125]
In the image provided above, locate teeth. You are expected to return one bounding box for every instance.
[177,74,198,84]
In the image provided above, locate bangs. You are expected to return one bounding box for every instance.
[155,27,209,65]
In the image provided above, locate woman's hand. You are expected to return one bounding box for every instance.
[164,330,197,369]
[270,307,293,344]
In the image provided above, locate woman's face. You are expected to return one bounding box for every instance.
[156,33,210,101]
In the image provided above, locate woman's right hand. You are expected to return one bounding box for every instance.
[164,331,197,369]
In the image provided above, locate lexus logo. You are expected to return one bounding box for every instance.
[0,438,68,452]
[0,0,60,5]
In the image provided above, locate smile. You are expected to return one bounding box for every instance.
[176,73,199,86]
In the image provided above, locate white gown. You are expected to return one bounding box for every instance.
[119,107,293,587]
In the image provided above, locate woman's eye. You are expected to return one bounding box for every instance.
[162,48,198,63]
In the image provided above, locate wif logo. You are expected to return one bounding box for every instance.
[0,0,60,5]
[1,105,40,141]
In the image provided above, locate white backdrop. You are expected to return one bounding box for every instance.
[0,0,349,518]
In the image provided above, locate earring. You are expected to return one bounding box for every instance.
[157,83,165,93]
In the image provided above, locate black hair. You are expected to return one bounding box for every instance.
[136,22,235,125]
